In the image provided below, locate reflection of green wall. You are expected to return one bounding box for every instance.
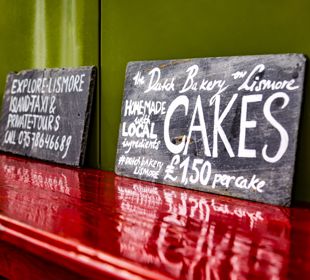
[100,0,310,202]
[0,0,100,167]
[0,0,310,202]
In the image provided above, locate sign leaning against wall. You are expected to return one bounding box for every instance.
[115,54,306,206]
[0,66,96,166]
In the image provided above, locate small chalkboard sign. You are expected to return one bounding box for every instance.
[115,54,306,206]
[0,66,96,166]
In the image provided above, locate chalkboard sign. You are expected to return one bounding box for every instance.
[115,54,306,206]
[0,66,96,166]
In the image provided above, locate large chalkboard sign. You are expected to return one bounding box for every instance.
[115,54,306,206]
[0,66,96,166]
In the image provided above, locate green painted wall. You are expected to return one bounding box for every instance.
[0,0,100,167]
[100,0,310,202]
[0,0,310,202]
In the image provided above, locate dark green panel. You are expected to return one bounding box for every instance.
[0,0,100,168]
[100,0,310,202]
[0,0,34,109]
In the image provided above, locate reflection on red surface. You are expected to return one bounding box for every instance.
[115,177,291,279]
[0,155,82,237]
[0,154,309,279]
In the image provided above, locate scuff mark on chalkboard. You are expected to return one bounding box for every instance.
[172,135,193,145]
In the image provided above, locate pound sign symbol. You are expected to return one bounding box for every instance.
[164,155,180,182]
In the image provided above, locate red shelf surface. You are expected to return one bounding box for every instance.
[0,154,309,279]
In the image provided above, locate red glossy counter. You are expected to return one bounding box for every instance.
[0,154,309,279]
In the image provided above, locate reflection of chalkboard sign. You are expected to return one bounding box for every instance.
[115,54,306,206]
[0,66,96,166]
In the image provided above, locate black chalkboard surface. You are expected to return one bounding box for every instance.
[115,54,306,206]
[0,66,96,166]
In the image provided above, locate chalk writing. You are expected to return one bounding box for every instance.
[116,55,306,206]
[0,67,96,166]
